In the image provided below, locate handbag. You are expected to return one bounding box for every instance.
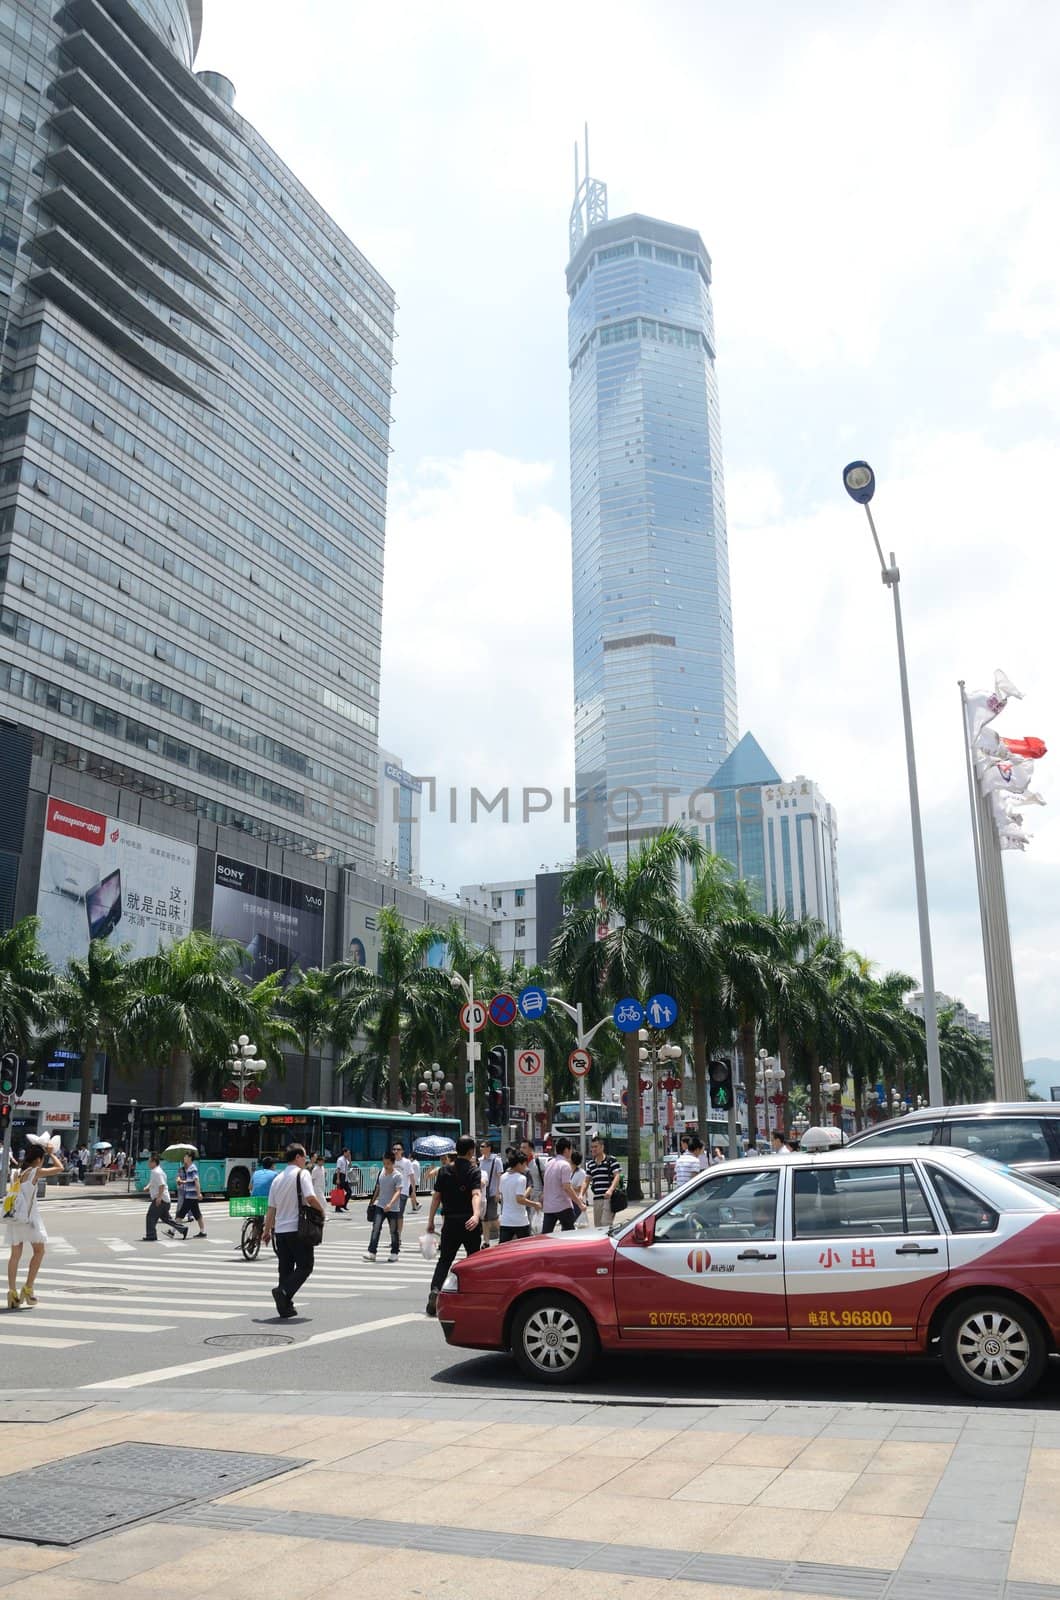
[610,1186,628,1215]
[366,1202,378,1222]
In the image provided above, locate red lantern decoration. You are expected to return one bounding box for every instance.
[221,1083,238,1102]
[243,1082,261,1103]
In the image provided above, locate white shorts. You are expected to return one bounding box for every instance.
[7,1217,47,1246]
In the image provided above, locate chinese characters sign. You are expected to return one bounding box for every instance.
[35,796,197,969]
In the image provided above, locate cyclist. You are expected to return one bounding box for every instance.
[251,1158,277,1198]
[239,1159,278,1260]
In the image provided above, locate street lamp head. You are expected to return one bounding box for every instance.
[637,1028,648,1043]
[417,1081,428,1094]
[237,1034,249,1047]
[842,460,876,505]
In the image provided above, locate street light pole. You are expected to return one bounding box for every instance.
[448,971,478,1139]
[547,996,612,1159]
[843,461,943,1107]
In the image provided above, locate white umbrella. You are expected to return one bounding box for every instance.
[161,1143,198,1159]
[93,1141,112,1150]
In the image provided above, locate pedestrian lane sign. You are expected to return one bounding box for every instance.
[646,993,678,1028]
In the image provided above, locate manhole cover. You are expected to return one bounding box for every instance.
[0,1443,305,1546]
[203,1334,294,1350]
[55,1285,129,1295]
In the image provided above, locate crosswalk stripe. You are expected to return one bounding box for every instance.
[38,1271,362,1303]
[43,1299,241,1321]
[103,1238,136,1253]
[0,1330,87,1348]
[9,1316,170,1333]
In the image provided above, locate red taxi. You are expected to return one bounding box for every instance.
[436,1146,1060,1400]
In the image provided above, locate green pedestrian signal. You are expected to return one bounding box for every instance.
[0,1053,20,1098]
[708,1058,733,1112]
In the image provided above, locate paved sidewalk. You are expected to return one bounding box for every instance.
[1,1385,1059,1598]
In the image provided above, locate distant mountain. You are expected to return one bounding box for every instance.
[1024,1058,1060,1098]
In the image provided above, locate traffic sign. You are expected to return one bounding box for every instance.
[612,997,644,1033]
[646,993,679,1029]
[464,1071,475,1092]
[488,993,517,1028]
[516,1048,544,1077]
[517,985,548,1020]
[459,999,488,1032]
[568,1048,591,1078]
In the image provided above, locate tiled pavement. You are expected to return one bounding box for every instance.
[2,1386,1060,1598]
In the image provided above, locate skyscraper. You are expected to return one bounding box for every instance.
[0,0,392,868]
[566,137,737,857]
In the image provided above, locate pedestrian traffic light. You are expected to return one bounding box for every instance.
[0,1053,20,1098]
[708,1058,733,1111]
[487,1046,507,1125]
[0,1100,10,1131]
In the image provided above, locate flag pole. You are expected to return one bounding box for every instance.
[960,681,1000,1093]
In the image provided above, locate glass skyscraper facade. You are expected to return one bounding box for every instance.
[0,0,393,863]
[567,171,737,856]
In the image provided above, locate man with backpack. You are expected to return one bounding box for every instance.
[424,1134,482,1318]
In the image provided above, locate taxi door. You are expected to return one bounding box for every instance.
[784,1160,949,1344]
[612,1166,787,1343]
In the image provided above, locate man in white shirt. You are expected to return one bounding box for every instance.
[142,1154,187,1241]
[263,1143,323,1319]
[673,1141,702,1188]
[409,1156,421,1212]
[390,1143,416,1236]
[770,1130,792,1155]
[478,1139,504,1246]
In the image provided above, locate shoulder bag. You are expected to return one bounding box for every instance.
[297,1170,325,1245]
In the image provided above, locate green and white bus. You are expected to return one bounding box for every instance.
[134,1103,289,1198]
[259,1106,461,1195]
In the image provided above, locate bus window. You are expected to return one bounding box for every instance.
[368,1125,390,1161]
[259,1116,315,1160]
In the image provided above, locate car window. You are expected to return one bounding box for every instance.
[654,1168,780,1243]
[793,1163,938,1237]
[854,1120,940,1147]
[946,1118,1050,1165]
[926,1168,999,1233]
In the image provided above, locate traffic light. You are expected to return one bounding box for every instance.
[0,1053,21,1098]
[487,1046,507,1126]
[0,1100,10,1132]
[708,1058,733,1111]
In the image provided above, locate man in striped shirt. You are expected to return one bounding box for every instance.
[585,1137,621,1229]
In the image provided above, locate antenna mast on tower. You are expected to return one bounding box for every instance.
[569,122,608,256]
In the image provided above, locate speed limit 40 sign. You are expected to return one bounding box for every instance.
[459,1000,488,1032]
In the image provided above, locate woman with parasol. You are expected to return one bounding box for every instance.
[5,1135,64,1308]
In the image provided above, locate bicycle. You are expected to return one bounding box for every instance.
[239,1213,278,1260]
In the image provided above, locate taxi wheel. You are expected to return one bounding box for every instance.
[511,1294,598,1385]
[940,1294,1047,1400]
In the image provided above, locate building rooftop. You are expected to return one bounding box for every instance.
[706,732,783,791]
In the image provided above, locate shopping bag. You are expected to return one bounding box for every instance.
[418,1231,439,1261]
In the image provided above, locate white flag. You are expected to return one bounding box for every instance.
[980,755,1035,797]
[999,835,1027,852]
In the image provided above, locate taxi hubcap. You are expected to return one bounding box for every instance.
[956,1310,1031,1386]
[524,1307,581,1371]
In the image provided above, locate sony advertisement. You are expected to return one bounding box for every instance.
[36,795,196,970]
[211,856,325,984]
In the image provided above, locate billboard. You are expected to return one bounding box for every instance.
[342,891,382,975]
[36,796,196,969]
[211,856,325,984]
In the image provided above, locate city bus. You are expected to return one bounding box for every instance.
[259,1106,461,1195]
[551,1100,628,1157]
[134,1103,289,1198]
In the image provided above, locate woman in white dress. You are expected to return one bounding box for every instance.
[6,1137,63,1309]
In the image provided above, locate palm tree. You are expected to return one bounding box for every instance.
[331,906,445,1107]
[0,917,55,1057]
[936,1004,992,1101]
[128,931,247,1102]
[282,968,335,1105]
[43,940,133,1149]
[187,970,299,1099]
[552,824,702,1200]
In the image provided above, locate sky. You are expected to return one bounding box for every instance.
[197,1,1060,1058]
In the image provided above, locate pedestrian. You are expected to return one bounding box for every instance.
[585,1136,621,1228]
[570,1148,590,1225]
[520,1137,546,1218]
[334,1148,351,1211]
[409,1153,421,1211]
[694,1137,710,1170]
[363,1150,401,1262]
[673,1139,701,1187]
[5,1137,64,1309]
[541,1137,586,1233]
[250,1156,277,1198]
[425,1133,482,1317]
[308,1153,327,1206]
[142,1154,187,1241]
[390,1142,416,1236]
[499,1150,538,1242]
[175,1151,207,1237]
[75,1144,87,1182]
[262,1143,322,1320]
[770,1129,792,1155]
[477,1138,503,1247]
[711,1144,728,1165]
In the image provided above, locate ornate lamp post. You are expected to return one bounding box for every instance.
[755,1051,784,1143]
[417,1063,453,1117]
[224,1035,266,1103]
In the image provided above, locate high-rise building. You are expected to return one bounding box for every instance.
[684,732,842,936]
[0,0,392,867]
[376,750,422,883]
[566,136,737,857]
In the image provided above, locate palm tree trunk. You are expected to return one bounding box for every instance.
[691,1006,707,1137]
[809,1049,821,1126]
[625,1032,643,1201]
[300,1039,311,1107]
[76,1038,97,1151]
[388,1034,401,1109]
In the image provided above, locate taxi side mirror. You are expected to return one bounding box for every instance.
[630,1214,655,1247]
